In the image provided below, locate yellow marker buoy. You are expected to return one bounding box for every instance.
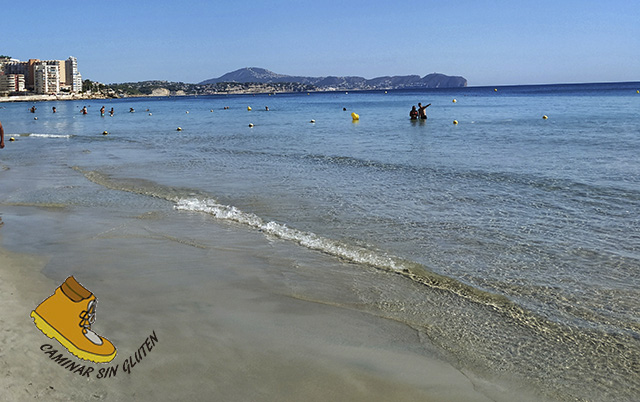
[177,127,182,131]
[384,91,387,94]
[249,123,254,128]
[102,131,108,135]
[494,88,498,92]
[452,99,457,103]
[149,113,152,116]
[637,90,639,94]
[310,119,315,123]
[186,111,189,114]
[247,106,252,111]
[542,115,548,120]
[34,117,38,120]
[210,110,214,112]
[453,120,458,125]
[351,112,359,120]
[9,137,15,141]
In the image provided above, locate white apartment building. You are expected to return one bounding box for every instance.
[0,74,26,93]
[34,62,60,94]
[65,56,82,92]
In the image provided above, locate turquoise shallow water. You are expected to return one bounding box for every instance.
[1,82,639,401]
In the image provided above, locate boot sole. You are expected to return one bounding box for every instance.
[30,310,117,363]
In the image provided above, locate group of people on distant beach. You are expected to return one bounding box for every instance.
[409,103,431,120]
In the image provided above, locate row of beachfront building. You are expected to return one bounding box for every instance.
[0,56,82,95]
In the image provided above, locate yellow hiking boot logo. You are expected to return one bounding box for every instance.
[31,276,117,363]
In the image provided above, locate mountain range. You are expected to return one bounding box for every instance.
[199,67,467,90]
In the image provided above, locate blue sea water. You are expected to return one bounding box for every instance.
[1,82,639,400]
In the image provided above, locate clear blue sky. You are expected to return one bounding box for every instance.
[3,0,638,86]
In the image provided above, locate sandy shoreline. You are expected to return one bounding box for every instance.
[0,136,548,402]
[0,198,525,402]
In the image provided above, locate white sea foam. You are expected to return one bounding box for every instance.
[24,133,72,139]
[175,197,403,272]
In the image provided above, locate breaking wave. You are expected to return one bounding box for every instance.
[22,133,73,139]
[173,197,531,316]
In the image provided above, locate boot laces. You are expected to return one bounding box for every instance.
[79,299,97,334]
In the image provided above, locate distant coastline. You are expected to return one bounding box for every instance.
[2,80,637,103]
[0,93,108,103]
[198,67,468,91]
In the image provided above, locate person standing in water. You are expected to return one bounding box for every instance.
[418,102,431,120]
[409,106,419,120]
[0,119,5,149]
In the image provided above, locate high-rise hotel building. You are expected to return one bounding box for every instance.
[65,56,82,92]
